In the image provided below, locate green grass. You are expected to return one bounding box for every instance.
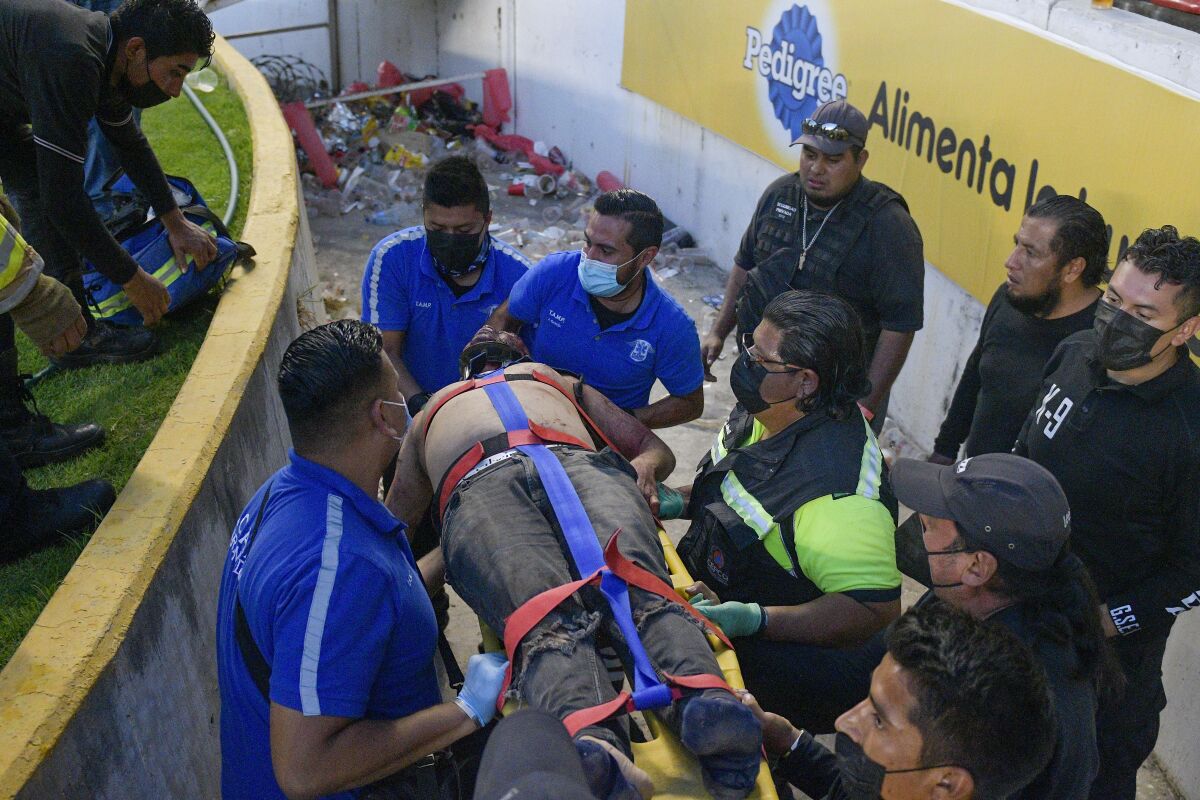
[0,71,253,668]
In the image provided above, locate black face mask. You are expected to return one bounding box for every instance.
[119,58,170,109]
[427,229,488,277]
[1093,300,1179,372]
[729,352,799,414]
[835,732,957,800]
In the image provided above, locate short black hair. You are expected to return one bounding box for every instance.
[424,155,489,215]
[762,290,871,420]
[1025,195,1108,287]
[111,0,215,66]
[887,602,1056,800]
[278,320,387,452]
[593,189,664,253]
[1121,225,1200,321]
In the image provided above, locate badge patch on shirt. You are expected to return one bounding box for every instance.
[772,201,797,221]
[707,547,730,585]
[629,339,652,362]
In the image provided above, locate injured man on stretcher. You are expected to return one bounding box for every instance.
[386,329,762,800]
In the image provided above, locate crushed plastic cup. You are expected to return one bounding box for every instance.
[541,205,564,224]
[185,68,219,93]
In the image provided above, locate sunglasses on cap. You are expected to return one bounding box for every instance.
[801,118,864,144]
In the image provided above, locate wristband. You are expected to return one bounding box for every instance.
[453,696,482,726]
[756,605,769,636]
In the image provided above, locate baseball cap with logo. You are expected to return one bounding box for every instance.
[791,99,869,155]
[890,453,1072,571]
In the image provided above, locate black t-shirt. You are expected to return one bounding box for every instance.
[1016,331,1200,637]
[589,291,640,331]
[934,285,1099,458]
[0,0,176,283]
[734,172,925,345]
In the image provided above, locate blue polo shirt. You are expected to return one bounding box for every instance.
[362,227,532,393]
[216,451,441,800]
[507,250,704,409]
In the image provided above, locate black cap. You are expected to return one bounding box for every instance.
[473,710,594,800]
[791,100,869,154]
[891,454,1071,571]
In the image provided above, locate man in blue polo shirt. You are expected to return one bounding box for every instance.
[216,320,506,800]
[362,155,531,414]
[486,189,704,428]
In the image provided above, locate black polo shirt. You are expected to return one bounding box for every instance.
[1015,330,1200,637]
[0,0,176,283]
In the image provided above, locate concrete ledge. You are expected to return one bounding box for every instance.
[0,36,321,797]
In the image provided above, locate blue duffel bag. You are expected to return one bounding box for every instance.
[82,173,254,327]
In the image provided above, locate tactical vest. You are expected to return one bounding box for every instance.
[735,176,908,344]
[677,406,897,607]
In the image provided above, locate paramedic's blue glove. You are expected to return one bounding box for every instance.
[455,652,508,727]
[657,484,685,519]
[692,598,765,638]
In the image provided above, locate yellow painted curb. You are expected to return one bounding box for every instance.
[0,36,299,795]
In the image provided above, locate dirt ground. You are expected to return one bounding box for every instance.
[306,191,1180,800]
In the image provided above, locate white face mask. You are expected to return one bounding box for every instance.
[379,399,411,443]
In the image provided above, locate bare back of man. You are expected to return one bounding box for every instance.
[419,362,594,488]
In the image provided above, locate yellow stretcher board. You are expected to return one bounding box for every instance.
[480,529,778,800]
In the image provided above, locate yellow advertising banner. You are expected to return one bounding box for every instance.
[622,0,1200,306]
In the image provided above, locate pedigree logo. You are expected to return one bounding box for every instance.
[743,4,848,142]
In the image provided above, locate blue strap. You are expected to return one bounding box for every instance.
[480,377,667,708]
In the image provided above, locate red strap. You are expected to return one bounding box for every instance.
[437,442,485,519]
[528,420,592,451]
[530,370,622,454]
[602,534,735,651]
[421,378,478,437]
[563,692,637,737]
[496,570,603,712]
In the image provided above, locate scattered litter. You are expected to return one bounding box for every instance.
[258,56,703,309]
[702,294,724,309]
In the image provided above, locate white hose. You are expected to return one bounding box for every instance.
[182,82,239,227]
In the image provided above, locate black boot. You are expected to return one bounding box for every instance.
[0,478,116,562]
[51,320,158,369]
[0,348,106,468]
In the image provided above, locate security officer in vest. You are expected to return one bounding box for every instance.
[677,289,902,733]
[700,100,924,432]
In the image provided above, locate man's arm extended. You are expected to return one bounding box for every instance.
[862,329,914,418]
[765,593,899,647]
[576,380,675,514]
[632,386,704,429]
[270,702,476,800]
[384,422,433,528]
[381,331,425,401]
[700,265,749,381]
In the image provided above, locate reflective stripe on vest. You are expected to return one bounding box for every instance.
[0,215,40,292]
[712,412,887,576]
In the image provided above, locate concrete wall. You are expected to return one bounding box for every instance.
[0,37,320,797]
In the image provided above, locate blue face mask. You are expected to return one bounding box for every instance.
[577,249,645,298]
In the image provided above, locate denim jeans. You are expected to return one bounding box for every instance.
[442,447,723,750]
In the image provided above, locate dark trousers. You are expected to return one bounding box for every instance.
[0,436,27,530]
[442,447,723,750]
[1088,633,1168,800]
[734,635,882,734]
[0,123,91,323]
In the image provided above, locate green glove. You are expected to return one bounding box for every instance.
[656,483,685,519]
[691,597,764,638]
